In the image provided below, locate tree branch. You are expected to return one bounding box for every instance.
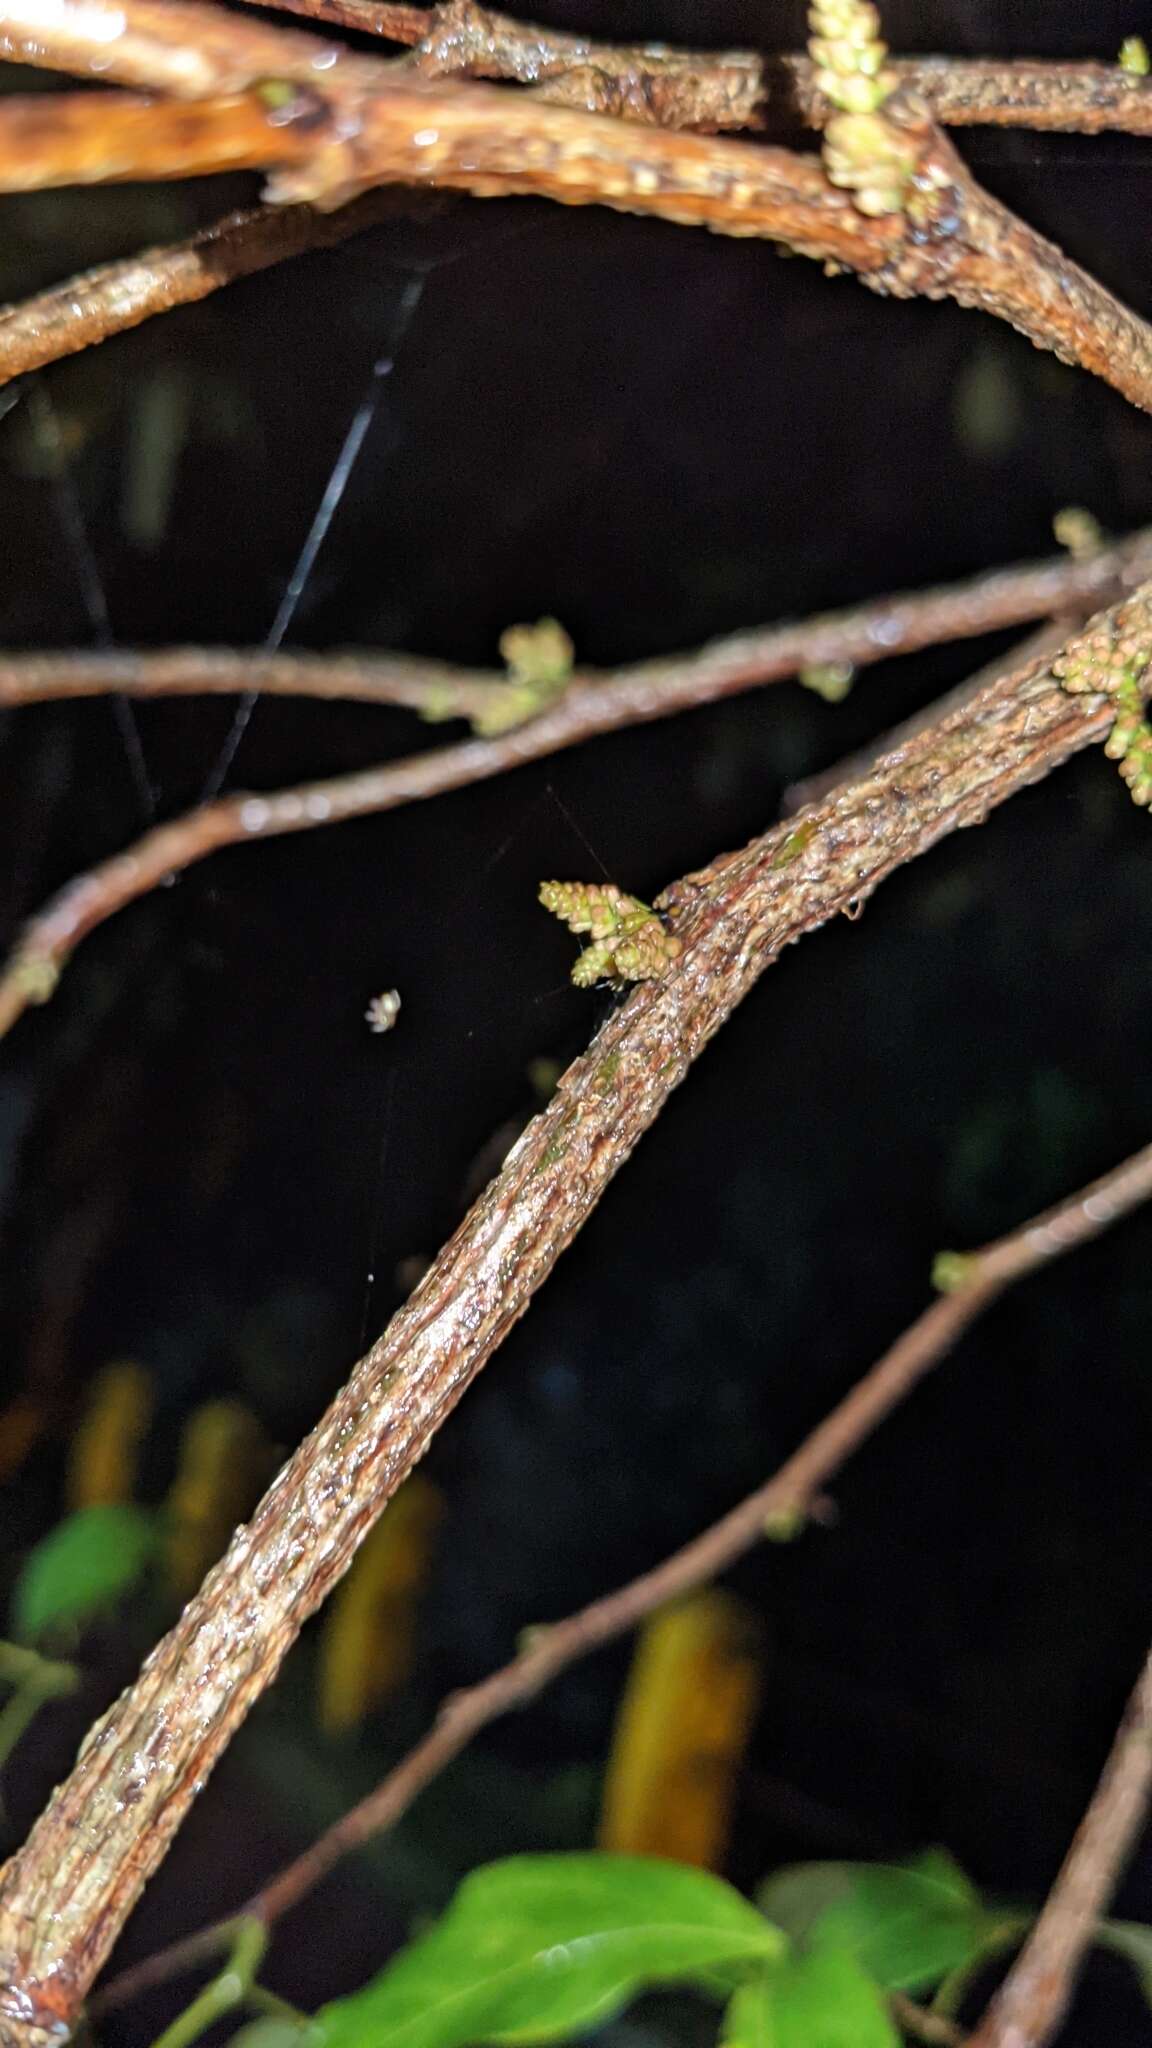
[877,56,1152,137]
[2,586,1150,2041]
[782,617,1076,812]
[2,526,1147,711]
[0,89,321,192]
[0,645,503,715]
[91,1130,1152,2021]
[0,192,440,384]
[894,1994,963,2046]
[0,0,395,99]
[14,0,1152,144]
[5,567,1152,1047]
[3,2,1152,416]
[238,0,1152,141]
[967,1641,1152,2048]
[4,14,1152,387]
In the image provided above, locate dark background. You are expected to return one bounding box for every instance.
[2,1,1152,2039]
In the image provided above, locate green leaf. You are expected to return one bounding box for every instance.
[755,1866,858,1942]
[315,1854,783,2048]
[228,2024,308,2048]
[767,1951,899,2047]
[721,1952,898,2047]
[1095,1919,1152,2008]
[720,1975,776,2048]
[756,1853,990,1993]
[12,1505,156,1643]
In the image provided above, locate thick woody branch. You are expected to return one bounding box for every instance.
[95,1133,1152,2017]
[3,528,1148,710]
[4,567,1152,1046]
[4,18,1152,388]
[253,0,1152,140]
[2,3,1152,415]
[14,0,1152,142]
[1,592,1149,2042]
[782,618,1076,811]
[372,0,774,132]
[968,1641,1152,2048]
[879,57,1152,137]
[0,0,395,98]
[0,90,316,191]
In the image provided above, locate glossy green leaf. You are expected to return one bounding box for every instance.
[756,1853,989,1993]
[12,1505,156,1643]
[721,1951,898,2047]
[316,1854,783,2048]
[1095,1919,1152,2007]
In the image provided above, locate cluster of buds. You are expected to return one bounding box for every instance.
[538,880,683,987]
[1103,671,1152,807]
[1054,600,1152,806]
[500,616,574,688]
[470,617,576,738]
[809,0,915,216]
[809,0,895,112]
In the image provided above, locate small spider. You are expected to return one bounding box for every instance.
[365,988,402,1034]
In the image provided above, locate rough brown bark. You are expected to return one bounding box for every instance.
[238,0,1152,140]
[6,20,1152,386]
[0,0,394,98]
[0,4,1150,2036]
[0,90,317,191]
[95,1128,1152,2022]
[0,591,1148,2043]
[4,2,1152,416]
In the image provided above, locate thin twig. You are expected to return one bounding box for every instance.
[967,1641,1152,2048]
[237,0,1152,141]
[892,1993,964,2046]
[3,529,1148,710]
[3,590,1150,2043]
[4,3,1152,416]
[0,1642,80,1773]
[5,564,1152,1047]
[93,1132,1152,2017]
[145,1920,267,2048]
[0,646,504,715]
